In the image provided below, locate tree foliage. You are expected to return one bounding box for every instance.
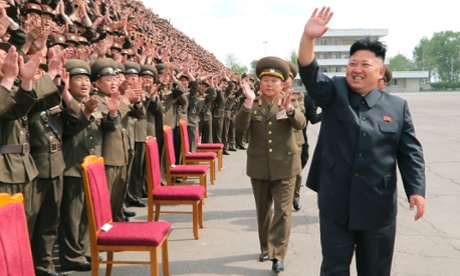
[389,54,416,71]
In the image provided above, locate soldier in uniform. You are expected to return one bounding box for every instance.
[177,65,200,151]
[155,63,187,183]
[91,58,145,222]
[284,61,306,211]
[59,59,109,272]
[197,76,217,143]
[0,45,66,276]
[377,64,393,91]
[212,71,233,145]
[124,61,149,208]
[235,56,306,273]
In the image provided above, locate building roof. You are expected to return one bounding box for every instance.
[322,29,389,38]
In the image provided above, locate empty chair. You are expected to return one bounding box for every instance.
[195,124,225,170]
[145,136,206,239]
[81,155,171,276]
[179,119,217,183]
[163,125,209,197]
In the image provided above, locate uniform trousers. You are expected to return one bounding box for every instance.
[319,211,396,276]
[29,176,63,275]
[212,115,224,144]
[127,142,146,203]
[59,176,89,268]
[199,120,212,143]
[251,176,295,262]
[106,165,127,222]
[293,145,304,203]
[187,125,198,152]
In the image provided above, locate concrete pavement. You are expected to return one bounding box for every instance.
[67,92,460,276]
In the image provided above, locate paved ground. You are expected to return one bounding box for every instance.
[68,92,460,275]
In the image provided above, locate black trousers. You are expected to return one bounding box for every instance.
[319,212,396,276]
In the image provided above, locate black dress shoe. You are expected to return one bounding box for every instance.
[123,210,136,217]
[223,151,230,155]
[272,260,284,273]
[127,200,147,207]
[259,253,269,262]
[49,273,66,276]
[86,255,103,262]
[293,201,302,211]
[62,261,91,271]
[228,148,237,151]
[124,216,130,222]
[238,146,246,150]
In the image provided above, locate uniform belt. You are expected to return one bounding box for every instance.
[31,142,62,153]
[0,143,30,154]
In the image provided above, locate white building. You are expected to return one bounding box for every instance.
[293,29,429,92]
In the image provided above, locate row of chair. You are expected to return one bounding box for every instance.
[0,120,227,276]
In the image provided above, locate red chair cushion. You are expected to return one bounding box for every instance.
[197,143,224,150]
[170,164,208,174]
[185,152,217,160]
[86,161,112,230]
[98,221,171,247]
[154,186,205,200]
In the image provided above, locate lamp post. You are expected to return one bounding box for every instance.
[263,41,267,56]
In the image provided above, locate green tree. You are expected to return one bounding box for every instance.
[389,54,416,71]
[287,50,298,65]
[224,53,247,74]
[422,31,460,82]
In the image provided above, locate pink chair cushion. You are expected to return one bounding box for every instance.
[0,201,34,276]
[185,152,217,160]
[98,221,171,247]
[197,143,224,150]
[86,161,112,230]
[171,164,208,174]
[154,186,205,200]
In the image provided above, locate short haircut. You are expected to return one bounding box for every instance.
[350,37,387,61]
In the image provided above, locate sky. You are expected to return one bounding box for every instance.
[143,0,458,69]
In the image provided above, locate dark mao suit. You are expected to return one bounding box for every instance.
[299,59,426,275]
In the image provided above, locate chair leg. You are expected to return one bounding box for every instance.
[106,251,114,276]
[149,247,159,276]
[198,199,204,228]
[154,204,161,221]
[91,250,100,276]
[193,203,199,240]
[218,151,223,170]
[161,238,170,276]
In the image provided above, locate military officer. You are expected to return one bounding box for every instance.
[91,58,144,222]
[197,76,217,143]
[59,59,108,272]
[235,56,306,273]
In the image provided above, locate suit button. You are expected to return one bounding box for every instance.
[89,136,93,140]
[358,153,362,157]
[268,140,272,143]
[268,131,272,135]
[355,173,359,176]
[269,149,273,153]
[362,132,367,136]
[361,117,366,121]
[268,122,272,125]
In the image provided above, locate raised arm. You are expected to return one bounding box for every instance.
[298,7,333,67]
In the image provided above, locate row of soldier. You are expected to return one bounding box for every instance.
[0,40,260,275]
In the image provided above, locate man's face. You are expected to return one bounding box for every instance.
[259,75,283,101]
[282,76,293,91]
[141,75,154,88]
[219,80,228,90]
[179,77,189,88]
[96,75,119,95]
[69,74,91,99]
[125,73,139,85]
[41,14,53,29]
[346,50,384,95]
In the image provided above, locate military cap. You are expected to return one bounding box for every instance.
[110,42,122,51]
[114,62,125,74]
[77,36,90,46]
[155,63,166,74]
[47,34,67,48]
[382,65,393,82]
[121,48,135,57]
[140,65,158,78]
[65,33,79,45]
[123,61,141,75]
[256,56,290,81]
[286,61,298,79]
[199,79,210,87]
[37,56,48,72]
[24,3,42,15]
[90,58,117,81]
[40,5,55,19]
[65,59,91,77]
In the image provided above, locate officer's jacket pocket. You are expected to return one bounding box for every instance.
[251,115,263,122]
[379,122,398,133]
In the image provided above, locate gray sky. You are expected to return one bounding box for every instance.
[144,0,457,68]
